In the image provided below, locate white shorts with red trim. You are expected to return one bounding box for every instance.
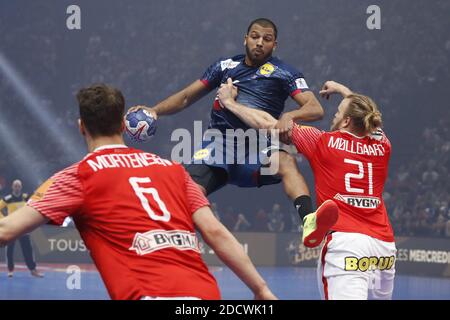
[317,232,396,300]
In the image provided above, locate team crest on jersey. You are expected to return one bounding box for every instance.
[130,230,200,255]
[193,148,210,161]
[334,193,381,209]
[257,63,276,77]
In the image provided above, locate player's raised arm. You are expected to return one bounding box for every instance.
[319,80,353,99]
[129,79,211,119]
[0,206,49,247]
[217,78,277,130]
[193,206,277,300]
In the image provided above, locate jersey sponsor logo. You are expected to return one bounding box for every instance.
[30,179,54,202]
[328,136,385,156]
[295,78,309,90]
[220,59,240,71]
[129,229,200,255]
[193,148,210,161]
[86,152,172,172]
[257,63,276,77]
[345,255,395,272]
[334,193,381,209]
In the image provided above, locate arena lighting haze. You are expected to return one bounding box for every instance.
[0,51,84,162]
[0,116,43,184]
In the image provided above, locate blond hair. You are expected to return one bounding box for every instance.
[345,93,383,134]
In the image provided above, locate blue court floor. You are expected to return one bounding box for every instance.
[0,265,449,300]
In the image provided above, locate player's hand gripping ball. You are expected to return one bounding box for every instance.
[125,109,157,142]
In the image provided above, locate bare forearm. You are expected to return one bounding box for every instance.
[336,84,353,98]
[202,226,268,295]
[152,80,209,116]
[222,100,277,130]
[0,206,48,246]
[152,90,191,116]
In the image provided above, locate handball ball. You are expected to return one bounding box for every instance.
[125,109,157,142]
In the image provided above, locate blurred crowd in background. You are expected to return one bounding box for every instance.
[0,0,449,237]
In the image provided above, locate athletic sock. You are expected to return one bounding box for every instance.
[294,195,313,222]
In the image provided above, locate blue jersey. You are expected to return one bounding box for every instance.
[200,54,310,131]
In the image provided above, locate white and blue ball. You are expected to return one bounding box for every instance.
[125,109,157,142]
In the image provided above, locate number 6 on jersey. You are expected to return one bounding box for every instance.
[129,177,171,222]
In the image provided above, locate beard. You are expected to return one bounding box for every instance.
[245,44,271,66]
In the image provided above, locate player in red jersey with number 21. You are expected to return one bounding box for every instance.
[218,79,396,300]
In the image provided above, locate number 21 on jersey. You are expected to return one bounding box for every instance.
[344,159,373,195]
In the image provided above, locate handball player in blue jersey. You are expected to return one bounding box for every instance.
[131,18,338,246]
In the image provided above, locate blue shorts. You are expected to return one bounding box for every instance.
[189,130,284,189]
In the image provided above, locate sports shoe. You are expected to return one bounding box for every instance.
[7,272,13,278]
[30,269,44,278]
[302,200,339,248]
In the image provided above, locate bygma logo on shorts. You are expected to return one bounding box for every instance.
[345,256,395,272]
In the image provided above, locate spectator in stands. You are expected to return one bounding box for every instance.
[267,204,285,232]
[253,209,269,232]
[233,212,252,232]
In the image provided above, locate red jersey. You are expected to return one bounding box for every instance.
[292,126,394,242]
[28,145,221,300]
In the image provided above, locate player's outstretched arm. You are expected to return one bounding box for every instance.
[129,79,211,119]
[217,78,277,130]
[0,205,48,247]
[319,80,353,99]
[193,206,277,300]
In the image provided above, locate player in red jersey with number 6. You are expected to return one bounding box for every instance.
[218,79,396,300]
[0,84,276,300]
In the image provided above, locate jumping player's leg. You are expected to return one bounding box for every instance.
[270,151,310,200]
[269,151,338,247]
[185,163,228,196]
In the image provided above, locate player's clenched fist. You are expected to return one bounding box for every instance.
[274,113,294,143]
[319,80,352,99]
[217,78,238,108]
